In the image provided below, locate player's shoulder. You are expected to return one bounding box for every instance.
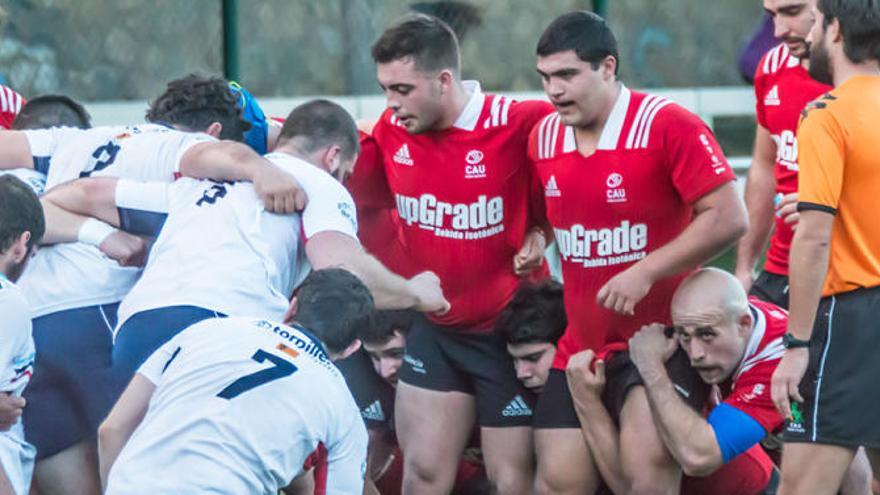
[0,84,25,120]
[798,90,841,130]
[757,43,794,80]
[623,91,705,150]
[483,94,553,131]
[0,278,31,323]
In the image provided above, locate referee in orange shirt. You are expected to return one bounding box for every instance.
[770,1,880,494]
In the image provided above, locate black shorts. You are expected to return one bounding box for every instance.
[784,286,880,448]
[398,314,536,427]
[750,271,790,309]
[533,348,710,429]
[336,349,396,430]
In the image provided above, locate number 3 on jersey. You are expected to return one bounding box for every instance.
[197,181,232,206]
[217,349,298,399]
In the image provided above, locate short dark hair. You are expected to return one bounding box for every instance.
[12,94,91,130]
[294,269,375,355]
[371,14,461,73]
[0,175,45,253]
[146,74,251,142]
[278,99,360,161]
[536,11,620,74]
[496,280,566,346]
[359,310,417,346]
[818,0,880,64]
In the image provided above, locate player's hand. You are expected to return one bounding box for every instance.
[776,192,799,230]
[771,347,808,420]
[596,264,653,315]
[513,227,547,276]
[407,271,451,315]
[253,162,308,214]
[0,394,25,432]
[99,231,149,267]
[629,323,678,373]
[566,350,605,399]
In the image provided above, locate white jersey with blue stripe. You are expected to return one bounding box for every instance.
[0,275,36,495]
[105,317,367,495]
[16,125,214,317]
[114,152,358,327]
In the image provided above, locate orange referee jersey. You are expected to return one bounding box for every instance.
[797,76,880,296]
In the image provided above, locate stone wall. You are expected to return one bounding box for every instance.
[0,0,764,100]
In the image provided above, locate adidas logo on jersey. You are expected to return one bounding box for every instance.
[394,144,414,166]
[361,400,385,422]
[501,395,533,417]
[765,85,781,106]
[545,175,561,197]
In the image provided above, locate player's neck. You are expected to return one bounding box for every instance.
[573,83,621,157]
[832,59,880,87]
[433,81,470,131]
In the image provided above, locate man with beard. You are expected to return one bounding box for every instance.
[0,175,44,495]
[771,1,880,494]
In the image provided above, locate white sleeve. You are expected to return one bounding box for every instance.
[136,339,181,386]
[140,130,215,178]
[0,287,32,392]
[298,172,359,240]
[324,405,368,494]
[115,180,172,237]
[23,127,87,170]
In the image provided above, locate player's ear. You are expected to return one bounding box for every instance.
[283,297,298,325]
[205,122,223,139]
[11,231,30,264]
[601,55,617,81]
[321,145,343,175]
[737,311,753,338]
[337,339,362,361]
[438,69,455,94]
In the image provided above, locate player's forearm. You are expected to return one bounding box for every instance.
[570,394,628,495]
[641,365,722,476]
[639,191,747,283]
[178,140,265,183]
[0,131,33,170]
[341,252,419,310]
[735,160,777,273]
[787,215,832,339]
[39,198,89,244]
[97,424,130,490]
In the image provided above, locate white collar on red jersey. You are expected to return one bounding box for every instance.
[732,303,785,381]
[560,84,632,153]
[452,80,486,131]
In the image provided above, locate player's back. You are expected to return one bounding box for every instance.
[117,174,306,326]
[106,317,367,495]
[18,125,214,317]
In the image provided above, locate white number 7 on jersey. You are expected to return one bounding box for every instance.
[217,349,298,400]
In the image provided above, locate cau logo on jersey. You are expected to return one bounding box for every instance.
[464,149,486,179]
[396,193,505,240]
[554,220,648,268]
[606,173,626,203]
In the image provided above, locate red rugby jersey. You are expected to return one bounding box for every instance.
[0,84,25,129]
[721,297,787,434]
[369,81,553,331]
[347,131,413,277]
[529,87,736,368]
[754,44,831,276]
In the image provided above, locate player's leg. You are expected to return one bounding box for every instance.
[865,448,880,489]
[840,447,873,495]
[395,384,475,494]
[395,316,476,494]
[480,427,533,495]
[777,444,855,495]
[619,386,681,495]
[533,370,600,495]
[32,441,100,495]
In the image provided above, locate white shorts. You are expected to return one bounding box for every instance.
[0,427,36,495]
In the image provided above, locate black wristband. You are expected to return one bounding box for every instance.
[782,333,811,349]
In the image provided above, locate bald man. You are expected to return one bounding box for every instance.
[567,268,786,493]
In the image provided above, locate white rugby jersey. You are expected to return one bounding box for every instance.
[0,275,36,495]
[17,125,214,317]
[114,152,358,327]
[105,317,367,495]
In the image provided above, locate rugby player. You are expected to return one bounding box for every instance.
[529,11,748,494]
[39,99,448,381]
[99,269,371,494]
[734,0,831,308]
[361,14,554,494]
[0,75,306,495]
[568,268,779,495]
[771,1,880,493]
[0,175,43,495]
